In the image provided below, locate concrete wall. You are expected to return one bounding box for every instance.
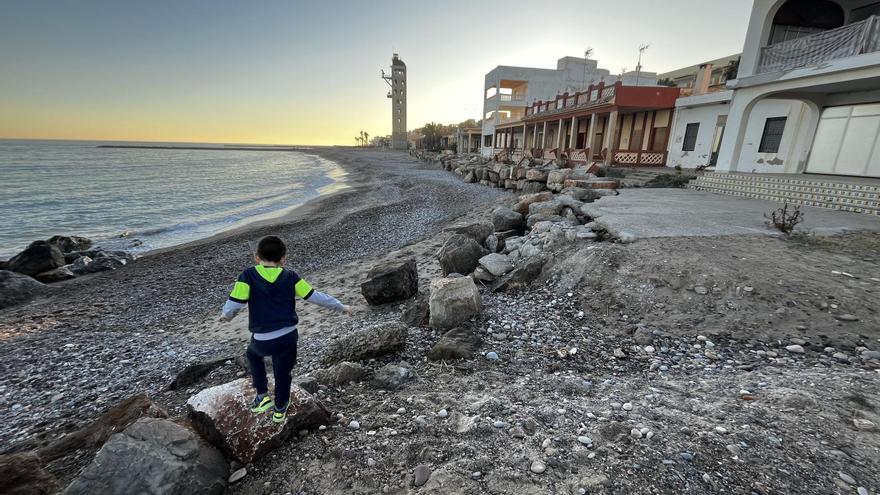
[668,102,730,169]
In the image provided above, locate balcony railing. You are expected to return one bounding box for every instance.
[758,15,880,74]
[499,94,526,102]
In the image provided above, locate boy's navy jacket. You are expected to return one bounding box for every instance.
[228,265,314,334]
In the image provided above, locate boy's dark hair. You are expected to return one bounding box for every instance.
[256,236,286,262]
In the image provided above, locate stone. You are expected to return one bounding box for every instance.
[413,465,432,487]
[35,265,76,283]
[832,352,850,363]
[168,357,234,390]
[428,277,482,330]
[694,286,709,295]
[861,350,880,360]
[492,207,524,232]
[428,327,481,361]
[360,258,419,305]
[6,241,65,276]
[472,267,495,282]
[293,375,319,394]
[400,294,430,327]
[836,314,859,322]
[46,235,92,253]
[0,452,58,495]
[528,200,563,217]
[229,468,247,483]
[513,192,554,214]
[530,460,547,474]
[622,403,633,411]
[577,436,593,446]
[437,234,487,276]
[785,344,805,354]
[838,472,856,485]
[311,361,368,386]
[490,256,545,293]
[436,409,449,418]
[0,270,48,310]
[63,418,228,495]
[68,256,93,275]
[853,418,875,430]
[348,420,360,430]
[443,222,493,244]
[323,322,408,365]
[370,362,413,390]
[187,378,331,463]
[478,253,514,277]
[83,253,127,273]
[486,351,499,361]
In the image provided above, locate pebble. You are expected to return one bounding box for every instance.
[367,458,377,467]
[644,346,655,353]
[839,471,856,485]
[832,352,850,363]
[530,460,547,474]
[577,436,592,446]
[541,438,552,449]
[680,452,694,462]
[694,286,708,295]
[413,465,431,487]
[493,420,506,428]
[857,488,868,495]
[715,426,727,434]
[229,467,247,483]
[630,428,643,439]
[622,402,634,411]
[436,409,448,418]
[785,344,805,354]
[348,420,360,430]
[396,407,406,414]
[836,314,859,322]
[471,471,482,480]
[486,351,499,361]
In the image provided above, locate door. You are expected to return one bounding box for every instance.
[807,104,880,178]
[709,115,727,166]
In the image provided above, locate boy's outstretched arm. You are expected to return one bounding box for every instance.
[295,277,351,315]
[220,275,250,321]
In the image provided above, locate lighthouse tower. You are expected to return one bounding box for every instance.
[382,53,407,150]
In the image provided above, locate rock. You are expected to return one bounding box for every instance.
[37,395,168,463]
[694,286,709,295]
[0,452,58,495]
[348,420,360,430]
[530,460,547,474]
[528,200,563,217]
[486,351,499,361]
[577,436,593,446]
[323,322,408,365]
[0,270,47,310]
[443,222,493,244]
[472,266,495,282]
[838,471,856,485]
[492,207,524,232]
[46,235,92,253]
[83,253,127,273]
[437,234,487,276]
[360,259,419,305]
[187,378,331,463]
[68,256,93,275]
[622,402,633,411]
[370,362,413,390]
[862,350,880,360]
[513,192,554,214]
[853,418,875,430]
[785,344,805,354]
[478,253,514,277]
[436,409,449,418]
[836,314,859,322]
[63,418,228,495]
[832,352,850,363]
[400,293,430,327]
[490,256,545,293]
[311,361,368,386]
[413,465,432,487]
[428,327,481,361]
[428,277,482,330]
[34,265,76,283]
[6,241,65,276]
[293,375,319,394]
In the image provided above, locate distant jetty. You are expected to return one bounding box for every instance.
[96,144,302,152]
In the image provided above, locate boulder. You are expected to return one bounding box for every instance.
[528,200,563,217]
[492,207,524,232]
[63,418,228,495]
[428,277,482,330]
[491,256,546,292]
[35,266,75,283]
[478,253,514,277]
[437,234,486,276]
[311,361,368,386]
[323,322,409,365]
[560,187,601,202]
[427,327,482,361]
[168,358,233,390]
[442,222,493,244]
[521,181,546,194]
[400,294,430,327]
[370,362,414,390]
[0,270,47,310]
[360,259,419,305]
[46,235,92,253]
[187,378,331,463]
[6,241,65,276]
[472,267,495,282]
[84,253,127,273]
[68,256,93,275]
[525,169,548,182]
[513,192,554,215]
[0,452,58,495]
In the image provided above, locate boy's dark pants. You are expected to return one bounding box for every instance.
[246,330,298,408]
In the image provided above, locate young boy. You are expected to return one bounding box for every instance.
[221,235,350,423]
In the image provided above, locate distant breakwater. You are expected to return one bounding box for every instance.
[96,145,303,152]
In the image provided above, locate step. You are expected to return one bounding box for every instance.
[686,183,880,215]
[690,178,880,204]
[694,175,880,197]
[698,172,880,194]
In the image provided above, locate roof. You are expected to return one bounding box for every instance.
[658,54,740,80]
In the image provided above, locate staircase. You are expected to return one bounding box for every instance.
[687,172,880,216]
[615,168,694,188]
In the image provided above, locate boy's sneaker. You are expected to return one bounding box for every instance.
[251,395,274,414]
[271,401,290,424]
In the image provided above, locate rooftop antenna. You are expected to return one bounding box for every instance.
[582,48,594,89]
[635,43,650,86]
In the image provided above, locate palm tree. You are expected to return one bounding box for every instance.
[359,131,365,147]
[364,132,370,148]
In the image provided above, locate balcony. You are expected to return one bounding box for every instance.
[757,15,880,74]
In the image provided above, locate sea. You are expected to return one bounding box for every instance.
[0,139,347,259]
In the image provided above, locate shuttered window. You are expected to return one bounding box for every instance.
[682,123,699,151]
[759,117,787,153]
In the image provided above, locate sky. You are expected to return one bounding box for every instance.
[0,0,753,145]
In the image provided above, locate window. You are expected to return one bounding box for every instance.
[484,135,492,147]
[759,117,787,153]
[682,123,700,151]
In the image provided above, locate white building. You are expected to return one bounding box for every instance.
[713,0,880,178]
[480,57,611,157]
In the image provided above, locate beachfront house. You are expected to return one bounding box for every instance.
[481,57,612,158]
[491,75,681,167]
